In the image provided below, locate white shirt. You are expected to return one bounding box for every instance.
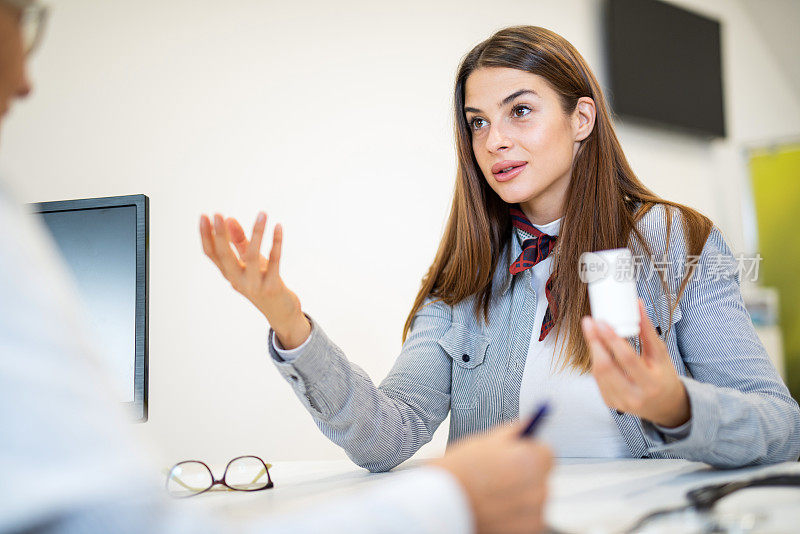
[0,181,473,534]
[516,217,632,458]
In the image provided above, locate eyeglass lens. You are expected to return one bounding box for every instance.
[225,456,271,491]
[166,461,214,498]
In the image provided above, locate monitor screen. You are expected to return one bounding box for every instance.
[32,195,148,421]
[604,0,726,138]
[40,206,137,402]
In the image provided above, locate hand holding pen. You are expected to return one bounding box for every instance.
[428,415,553,534]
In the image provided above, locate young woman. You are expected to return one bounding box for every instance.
[200,26,800,471]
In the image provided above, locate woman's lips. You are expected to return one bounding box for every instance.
[493,162,527,182]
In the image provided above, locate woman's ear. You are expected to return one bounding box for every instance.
[573,96,596,142]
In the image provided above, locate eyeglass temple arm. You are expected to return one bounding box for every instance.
[248,463,273,485]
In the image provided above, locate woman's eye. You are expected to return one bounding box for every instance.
[470,117,487,130]
[513,105,531,118]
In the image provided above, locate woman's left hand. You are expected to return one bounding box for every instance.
[581,299,691,428]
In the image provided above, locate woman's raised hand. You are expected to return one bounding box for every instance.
[199,211,311,349]
[581,299,691,429]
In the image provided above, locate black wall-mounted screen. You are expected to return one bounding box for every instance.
[31,195,149,422]
[604,0,726,138]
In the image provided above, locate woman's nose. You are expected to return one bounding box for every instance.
[486,122,513,152]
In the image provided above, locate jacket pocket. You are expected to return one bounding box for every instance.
[438,323,490,409]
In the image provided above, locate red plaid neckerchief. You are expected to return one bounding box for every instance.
[509,205,558,341]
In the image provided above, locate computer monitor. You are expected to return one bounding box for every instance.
[30,194,149,422]
[603,0,726,138]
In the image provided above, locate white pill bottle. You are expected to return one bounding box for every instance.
[579,248,640,338]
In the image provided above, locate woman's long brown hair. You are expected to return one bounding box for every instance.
[402,26,713,373]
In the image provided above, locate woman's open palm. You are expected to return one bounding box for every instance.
[199,211,305,341]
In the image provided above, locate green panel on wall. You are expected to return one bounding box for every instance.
[749,145,800,400]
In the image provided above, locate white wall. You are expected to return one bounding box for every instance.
[1,0,797,466]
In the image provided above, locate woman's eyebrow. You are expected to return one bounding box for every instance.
[464,89,540,114]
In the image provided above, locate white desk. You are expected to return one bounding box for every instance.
[182,458,800,533]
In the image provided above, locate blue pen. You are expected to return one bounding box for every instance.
[520,402,550,437]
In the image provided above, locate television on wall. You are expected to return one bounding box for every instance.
[603,0,726,138]
[31,194,149,422]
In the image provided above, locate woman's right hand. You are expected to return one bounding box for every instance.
[199,211,311,350]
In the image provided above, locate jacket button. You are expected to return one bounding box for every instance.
[289,374,299,381]
[462,354,470,362]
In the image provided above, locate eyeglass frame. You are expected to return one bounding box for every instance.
[165,455,274,498]
[1,0,48,56]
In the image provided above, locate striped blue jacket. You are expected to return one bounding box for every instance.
[268,204,800,471]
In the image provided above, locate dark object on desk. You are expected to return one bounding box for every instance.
[624,473,800,533]
[687,473,800,510]
[30,194,149,422]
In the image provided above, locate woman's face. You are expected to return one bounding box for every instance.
[464,67,593,224]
